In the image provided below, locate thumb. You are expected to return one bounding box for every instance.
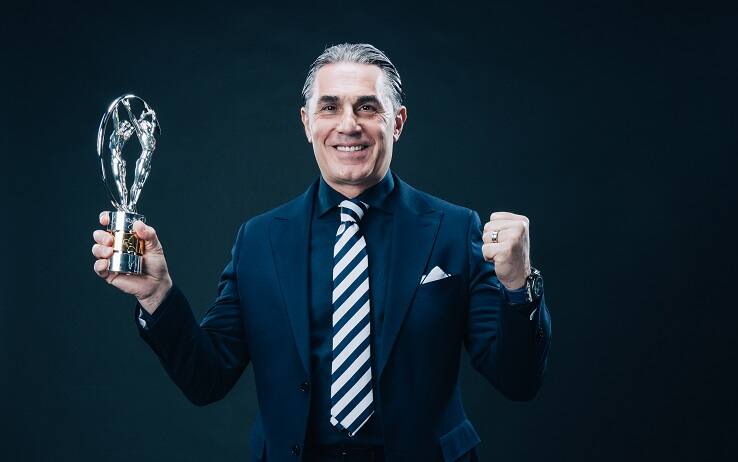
[132,220,163,252]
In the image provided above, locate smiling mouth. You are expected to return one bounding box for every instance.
[333,144,369,152]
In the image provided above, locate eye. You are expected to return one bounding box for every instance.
[320,105,336,112]
[359,104,377,112]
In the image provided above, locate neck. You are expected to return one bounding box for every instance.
[328,181,374,199]
[325,171,387,199]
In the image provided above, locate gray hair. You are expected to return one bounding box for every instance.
[301,43,404,113]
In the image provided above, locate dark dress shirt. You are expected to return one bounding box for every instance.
[304,170,396,446]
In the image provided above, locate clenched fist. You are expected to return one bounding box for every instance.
[92,211,173,313]
[481,211,531,291]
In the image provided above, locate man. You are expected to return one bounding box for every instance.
[92,43,551,462]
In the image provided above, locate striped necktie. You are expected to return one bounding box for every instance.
[329,199,374,437]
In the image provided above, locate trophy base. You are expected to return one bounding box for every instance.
[107,210,145,275]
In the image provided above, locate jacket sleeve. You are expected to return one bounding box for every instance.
[135,222,250,406]
[463,210,551,401]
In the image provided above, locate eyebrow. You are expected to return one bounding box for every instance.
[316,95,384,108]
[356,95,383,107]
[317,96,339,104]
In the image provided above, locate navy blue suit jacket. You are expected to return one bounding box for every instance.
[137,172,552,462]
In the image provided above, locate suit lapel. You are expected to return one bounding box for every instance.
[377,178,443,380]
[269,181,317,376]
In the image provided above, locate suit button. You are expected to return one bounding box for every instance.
[536,326,544,341]
[291,444,301,456]
[299,381,310,392]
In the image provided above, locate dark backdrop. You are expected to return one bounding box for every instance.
[3,1,736,461]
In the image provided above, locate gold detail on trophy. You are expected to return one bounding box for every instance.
[110,231,145,255]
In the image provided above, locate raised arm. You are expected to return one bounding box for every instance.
[464,210,551,401]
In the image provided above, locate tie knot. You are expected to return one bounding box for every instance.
[339,199,369,224]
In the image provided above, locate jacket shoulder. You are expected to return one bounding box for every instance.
[236,181,316,233]
[405,182,476,223]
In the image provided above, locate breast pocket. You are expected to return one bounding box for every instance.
[415,274,464,299]
[408,274,465,329]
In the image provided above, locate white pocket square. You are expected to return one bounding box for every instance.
[420,266,452,284]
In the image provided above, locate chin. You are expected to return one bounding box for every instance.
[331,164,373,182]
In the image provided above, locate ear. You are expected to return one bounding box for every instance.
[300,106,312,143]
[392,106,408,142]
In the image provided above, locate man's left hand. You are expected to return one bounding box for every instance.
[482,211,531,290]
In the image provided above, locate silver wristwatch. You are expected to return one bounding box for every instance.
[522,267,544,304]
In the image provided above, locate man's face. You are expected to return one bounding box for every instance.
[300,62,407,194]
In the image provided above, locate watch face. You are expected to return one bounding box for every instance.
[533,276,543,297]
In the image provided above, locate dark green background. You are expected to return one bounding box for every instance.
[3,1,736,460]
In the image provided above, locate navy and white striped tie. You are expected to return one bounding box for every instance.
[329,199,374,436]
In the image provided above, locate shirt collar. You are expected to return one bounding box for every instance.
[317,169,395,217]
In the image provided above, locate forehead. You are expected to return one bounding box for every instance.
[313,62,385,99]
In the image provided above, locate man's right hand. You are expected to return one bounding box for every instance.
[92,211,173,314]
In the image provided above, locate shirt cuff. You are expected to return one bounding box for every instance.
[137,308,153,329]
[501,284,528,305]
[501,284,540,321]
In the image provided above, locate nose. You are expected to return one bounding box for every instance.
[337,108,360,135]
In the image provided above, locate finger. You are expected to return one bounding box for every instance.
[484,219,521,232]
[94,258,110,278]
[482,242,508,262]
[92,243,114,259]
[485,223,527,243]
[132,221,162,250]
[93,229,113,246]
[99,211,110,227]
[490,211,529,224]
[483,229,505,244]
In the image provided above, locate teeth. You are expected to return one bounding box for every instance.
[335,145,366,152]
